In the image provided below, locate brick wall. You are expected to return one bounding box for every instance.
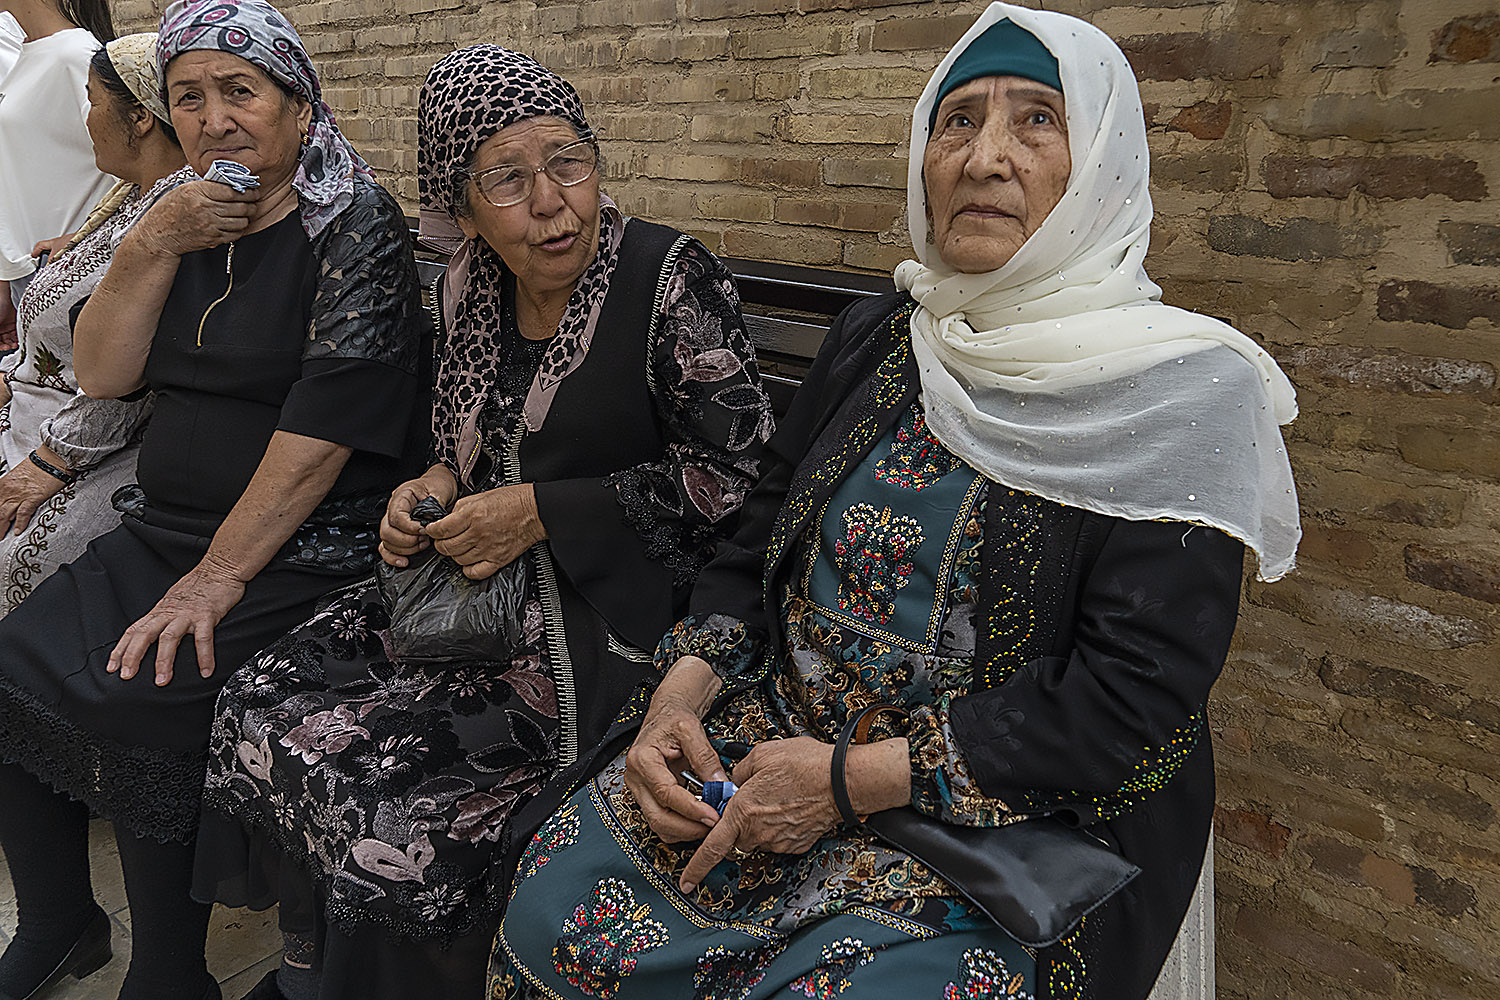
[115,1,1500,997]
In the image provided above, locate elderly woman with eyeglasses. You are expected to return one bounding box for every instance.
[193,44,773,1000]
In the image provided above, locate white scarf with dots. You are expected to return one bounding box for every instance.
[895,1,1301,580]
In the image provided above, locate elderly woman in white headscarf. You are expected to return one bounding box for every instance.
[0,32,191,616]
[488,4,1299,999]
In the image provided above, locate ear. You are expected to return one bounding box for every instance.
[296,96,314,136]
[131,105,155,140]
[455,212,479,241]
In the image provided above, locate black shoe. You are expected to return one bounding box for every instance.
[0,906,112,1000]
[241,970,284,1000]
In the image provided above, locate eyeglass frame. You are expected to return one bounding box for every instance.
[466,137,600,209]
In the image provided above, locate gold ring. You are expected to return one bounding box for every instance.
[729,847,751,860]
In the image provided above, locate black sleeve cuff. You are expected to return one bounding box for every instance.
[278,357,419,458]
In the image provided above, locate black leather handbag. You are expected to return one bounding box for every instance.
[832,705,1140,948]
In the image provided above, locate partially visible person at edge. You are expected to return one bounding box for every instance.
[194,43,773,1000]
[489,4,1301,999]
[0,32,193,619]
[0,0,117,351]
[0,0,426,997]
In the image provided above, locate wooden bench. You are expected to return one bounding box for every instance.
[411,225,894,414]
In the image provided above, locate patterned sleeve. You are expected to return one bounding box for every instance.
[601,241,774,588]
[39,392,152,472]
[276,178,424,457]
[653,612,766,683]
[907,695,1018,827]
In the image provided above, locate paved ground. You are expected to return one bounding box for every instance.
[0,820,281,999]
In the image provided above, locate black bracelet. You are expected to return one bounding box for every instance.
[29,450,76,485]
[830,712,865,827]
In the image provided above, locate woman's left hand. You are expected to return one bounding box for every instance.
[423,483,546,580]
[680,736,841,892]
[0,459,65,536]
[108,557,246,686]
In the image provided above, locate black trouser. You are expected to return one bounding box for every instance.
[0,763,215,1000]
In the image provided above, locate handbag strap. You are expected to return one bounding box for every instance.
[830,703,910,827]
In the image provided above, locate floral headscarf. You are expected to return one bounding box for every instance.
[105,33,171,122]
[419,44,624,462]
[156,0,371,238]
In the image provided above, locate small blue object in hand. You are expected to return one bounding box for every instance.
[204,159,260,192]
[682,773,739,815]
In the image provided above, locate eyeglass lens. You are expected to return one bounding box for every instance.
[478,142,597,207]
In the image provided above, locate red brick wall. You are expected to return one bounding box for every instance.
[115,1,1500,996]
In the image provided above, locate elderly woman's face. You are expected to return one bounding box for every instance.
[457,118,601,298]
[923,75,1071,273]
[165,50,311,186]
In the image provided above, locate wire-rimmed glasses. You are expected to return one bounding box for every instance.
[469,140,599,208]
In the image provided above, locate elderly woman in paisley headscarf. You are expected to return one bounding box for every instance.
[490,4,1299,999]
[193,44,771,1000]
[0,32,193,617]
[0,1,425,998]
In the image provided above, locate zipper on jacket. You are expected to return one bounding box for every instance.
[196,242,235,347]
[643,234,692,398]
[505,425,581,768]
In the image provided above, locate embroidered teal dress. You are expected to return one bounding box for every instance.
[491,403,1037,1000]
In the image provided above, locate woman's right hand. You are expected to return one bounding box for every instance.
[129,181,260,258]
[624,656,726,842]
[379,465,459,566]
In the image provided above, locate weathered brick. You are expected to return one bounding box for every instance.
[722,228,843,266]
[800,0,914,10]
[869,14,976,53]
[1303,835,1416,906]
[1314,28,1403,68]
[1121,33,1285,81]
[634,152,739,183]
[1439,221,1500,266]
[689,113,776,144]
[730,25,844,60]
[785,114,908,145]
[1166,100,1232,139]
[1233,907,1397,993]
[739,157,820,188]
[685,0,795,16]
[1250,581,1493,649]
[1396,424,1500,480]
[1260,90,1500,142]
[1281,345,1497,396]
[651,74,755,104]
[1153,154,1242,193]
[1207,215,1363,261]
[822,157,905,190]
[1318,655,1500,735]
[694,192,776,223]
[774,198,898,232]
[1430,13,1500,63]
[1378,279,1500,329]
[1214,806,1291,859]
[842,240,912,272]
[1296,523,1376,569]
[1410,866,1479,918]
[807,66,928,100]
[1404,545,1500,605]
[1263,154,1487,202]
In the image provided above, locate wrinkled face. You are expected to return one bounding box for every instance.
[165,50,311,186]
[456,117,601,298]
[84,69,140,178]
[923,75,1072,273]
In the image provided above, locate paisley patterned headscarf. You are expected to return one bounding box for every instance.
[156,0,371,239]
[419,45,625,459]
[105,33,171,122]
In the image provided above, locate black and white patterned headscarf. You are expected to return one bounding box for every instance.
[419,44,623,462]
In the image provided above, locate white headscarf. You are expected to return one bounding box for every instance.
[895,1,1300,581]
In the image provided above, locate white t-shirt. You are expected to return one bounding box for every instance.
[0,27,116,280]
[0,14,22,81]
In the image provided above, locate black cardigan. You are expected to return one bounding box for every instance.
[688,293,1244,1000]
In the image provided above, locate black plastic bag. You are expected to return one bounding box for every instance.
[376,497,527,663]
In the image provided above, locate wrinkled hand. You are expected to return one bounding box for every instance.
[624,690,726,845]
[379,467,459,567]
[423,483,545,580]
[30,234,73,262]
[680,736,842,893]
[108,558,245,685]
[0,459,66,536]
[130,180,258,257]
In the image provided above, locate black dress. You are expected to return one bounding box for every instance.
[0,179,425,844]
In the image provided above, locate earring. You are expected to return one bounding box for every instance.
[301,131,311,148]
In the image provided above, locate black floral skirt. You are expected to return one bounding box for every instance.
[193,567,560,941]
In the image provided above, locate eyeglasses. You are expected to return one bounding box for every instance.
[469,140,599,208]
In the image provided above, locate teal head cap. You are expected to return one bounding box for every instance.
[927,18,1062,130]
